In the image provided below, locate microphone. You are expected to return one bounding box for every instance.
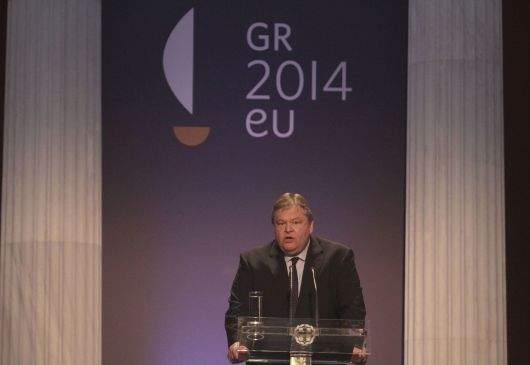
[288,264,294,321]
[311,266,319,328]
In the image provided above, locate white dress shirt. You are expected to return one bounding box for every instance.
[283,240,309,296]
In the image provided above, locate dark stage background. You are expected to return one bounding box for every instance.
[102,1,407,364]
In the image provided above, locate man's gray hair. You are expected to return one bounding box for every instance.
[271,192,314,224]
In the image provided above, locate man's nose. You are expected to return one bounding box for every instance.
[284,222,294,232]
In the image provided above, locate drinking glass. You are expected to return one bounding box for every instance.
[248,290,264,340]
[249,290,263,318]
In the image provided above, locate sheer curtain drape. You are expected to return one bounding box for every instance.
[0,0,101,364]
[405,1,506,364]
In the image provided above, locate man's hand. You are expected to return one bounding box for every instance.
[351,346,368,364]
[227,342,250,363]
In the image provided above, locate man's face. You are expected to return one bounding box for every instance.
[273,205,314,255]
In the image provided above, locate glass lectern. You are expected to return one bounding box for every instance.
[237,317,370,364]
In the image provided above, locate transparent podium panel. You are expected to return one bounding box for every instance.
[237,317,370,364]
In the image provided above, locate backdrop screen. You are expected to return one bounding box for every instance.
[103,1,407,364]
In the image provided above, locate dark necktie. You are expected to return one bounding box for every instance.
[289,257,300,317]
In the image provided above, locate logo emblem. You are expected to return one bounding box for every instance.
[163,8,210,147]
[293,324,316,346]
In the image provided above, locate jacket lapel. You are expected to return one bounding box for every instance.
[297,237,324,315]
[268,240,290,306]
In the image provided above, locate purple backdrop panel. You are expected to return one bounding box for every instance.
[103,1,407,364]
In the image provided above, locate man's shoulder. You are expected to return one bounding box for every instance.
[240,241,276,261]
[313,236,353,254]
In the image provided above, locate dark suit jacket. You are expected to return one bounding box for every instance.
[225,236,366,346]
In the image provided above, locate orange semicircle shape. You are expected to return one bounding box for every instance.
[173,126,211,146]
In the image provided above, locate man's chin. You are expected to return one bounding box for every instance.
[280,243,300,255]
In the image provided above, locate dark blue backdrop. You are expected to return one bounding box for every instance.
[103,1,407,364]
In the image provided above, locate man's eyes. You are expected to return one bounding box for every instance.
[276,220,302,225]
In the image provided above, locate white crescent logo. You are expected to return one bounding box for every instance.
[163,8,210,147]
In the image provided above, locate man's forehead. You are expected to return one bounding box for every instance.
[275,205,305,220]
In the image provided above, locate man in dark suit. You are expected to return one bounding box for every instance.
[225,193,367,363]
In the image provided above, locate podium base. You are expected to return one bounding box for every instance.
[290,355,311,365]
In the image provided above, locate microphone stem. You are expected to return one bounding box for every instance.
[311,267,319,328]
